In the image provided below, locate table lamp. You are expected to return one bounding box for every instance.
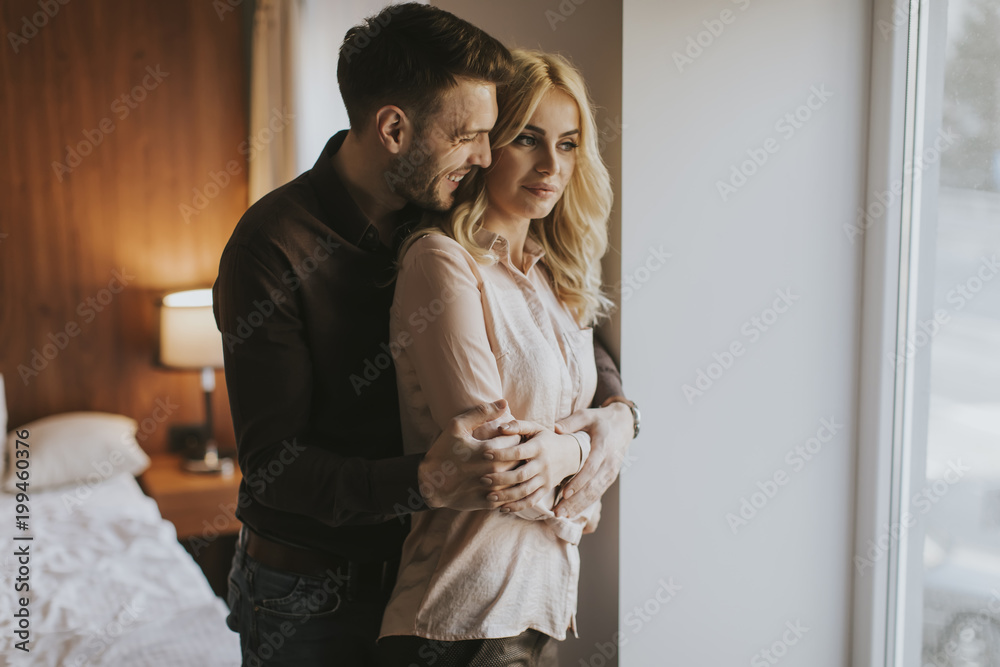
[159,288,233,474]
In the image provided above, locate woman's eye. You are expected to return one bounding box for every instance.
[514,134,536,147]
[559,141,580,151]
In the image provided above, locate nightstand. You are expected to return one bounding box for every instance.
[139,453,243,598]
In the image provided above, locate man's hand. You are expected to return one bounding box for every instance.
[417,400,523,511]
[481,419,582,513]
[550,402,634,518]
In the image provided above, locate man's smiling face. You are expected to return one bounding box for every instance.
[390,78,498,211]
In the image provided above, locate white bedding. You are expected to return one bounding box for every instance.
[0,473,240,666]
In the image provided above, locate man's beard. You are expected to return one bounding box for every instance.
[388,146,453,212]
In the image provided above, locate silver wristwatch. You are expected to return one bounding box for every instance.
[601,396,640,439]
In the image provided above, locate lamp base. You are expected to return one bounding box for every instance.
[181,442,234,476]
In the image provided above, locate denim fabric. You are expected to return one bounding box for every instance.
[226,530,391,666]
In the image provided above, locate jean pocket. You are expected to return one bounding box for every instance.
[253,563,343,620]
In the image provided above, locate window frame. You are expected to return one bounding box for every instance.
[852,0,949,665]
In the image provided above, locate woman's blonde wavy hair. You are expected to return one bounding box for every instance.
[397,48,614,326]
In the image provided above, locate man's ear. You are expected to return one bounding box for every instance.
[374,105,411,155]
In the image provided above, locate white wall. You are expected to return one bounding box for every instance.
[431,3,623,666]
[294,0,424,175]
[618,1,870,665]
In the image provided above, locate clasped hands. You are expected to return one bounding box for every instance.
[418,399,634,533]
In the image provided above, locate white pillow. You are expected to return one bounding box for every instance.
[3,412,151,493]
[0,374,6,481]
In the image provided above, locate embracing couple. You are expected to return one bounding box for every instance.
[214,3,639,666]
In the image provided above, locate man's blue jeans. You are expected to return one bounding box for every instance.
[225,528,392,666]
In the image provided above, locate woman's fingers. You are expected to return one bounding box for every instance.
[497,483,549,513]
[485,458,540,489]
[479,432,520,451]
[484,437,541,463]
[488,472,546,508]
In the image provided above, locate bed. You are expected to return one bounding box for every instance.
[0,468,241,666]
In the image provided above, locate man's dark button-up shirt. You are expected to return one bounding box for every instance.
[213,132,426,561]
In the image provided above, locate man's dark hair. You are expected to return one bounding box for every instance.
[337,3,513,131]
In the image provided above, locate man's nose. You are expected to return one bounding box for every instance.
[470,134,492,169]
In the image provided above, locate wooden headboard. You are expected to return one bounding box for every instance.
[0,0,250,454]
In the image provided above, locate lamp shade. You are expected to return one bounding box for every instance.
[159,289,225,369]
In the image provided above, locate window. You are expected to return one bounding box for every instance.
[872,0,1000,665]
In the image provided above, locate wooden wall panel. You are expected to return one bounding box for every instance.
[0,0,248,454]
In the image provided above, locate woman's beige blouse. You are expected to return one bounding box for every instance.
[379,228,599,642]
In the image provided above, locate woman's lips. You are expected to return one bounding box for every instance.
[523,184,557,198]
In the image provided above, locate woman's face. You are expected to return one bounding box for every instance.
[484,89,581,225]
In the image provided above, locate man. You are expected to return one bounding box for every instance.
[213,4,637,665]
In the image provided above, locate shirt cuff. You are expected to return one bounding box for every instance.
[566,430,591,475]
[370,453,429,516]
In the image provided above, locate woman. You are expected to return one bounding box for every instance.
[378,49,614,665]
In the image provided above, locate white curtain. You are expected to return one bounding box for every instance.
[293,0,425,175]
[249,0,427,190]
[248,0,300,205]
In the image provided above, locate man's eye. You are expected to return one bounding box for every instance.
[514,134,536,147]
[459,135,476,144]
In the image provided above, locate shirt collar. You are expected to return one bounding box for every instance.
[473,226,546,274]
[307,131,422,255]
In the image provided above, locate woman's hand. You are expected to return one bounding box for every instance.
[480,419,582,513]
[551,402,634,518]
